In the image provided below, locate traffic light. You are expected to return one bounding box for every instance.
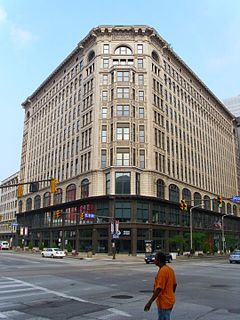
[50,178,58,193]
[80,212,85,220]
[180,200,188,212]
[183,200,188,212]
[17,184,24,198]
[55,210,61,219]
[218,195,223,208]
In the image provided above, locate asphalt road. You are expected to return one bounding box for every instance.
[0,251,239,319]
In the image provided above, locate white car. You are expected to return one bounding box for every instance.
[41,248,66,258]
[0,241,9,250]
[229,250,240,263]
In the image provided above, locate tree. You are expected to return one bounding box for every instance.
[225,235,239,252]
[184,232,206,252]
[168,235,186,253]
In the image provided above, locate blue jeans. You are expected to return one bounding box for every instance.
[157,308,172,320]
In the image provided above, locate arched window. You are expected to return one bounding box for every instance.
[169,184,179,203]
[26,198,32,211]
[220,201,226,214]
[66,184,76,202]
[152,50,159,63]
[204,195,211,210]
[156,179,165,199]
[88,50,95,62]
[18,200,23,213]
[233,205,237,215]
[194,192,202,206]
[182,188,191,203]
[43,192,51,207]
[53,188,63,205]
[81,179,89,198]
[34,195,41,210]
[114,46,132,55]
[227,203,232,214]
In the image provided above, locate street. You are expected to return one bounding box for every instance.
[0,252,239,319]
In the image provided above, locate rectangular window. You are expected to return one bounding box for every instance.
[136,172,140,195]
[138,74,144,85]
[115,201,131,221]
[139,91,144,101]
[138,59,143,68]
[116,125,129,140]
[103,44,109,54]
[106,172,110,194]
[140,150,145,168]
[117,105,129,116]
[139,126,145,142]
[102,74,108,85]
[101,126,107,143]
[103,59,109,68]
[102,91,108,101]
[102,107,107,119]
[117,87,129,99]
[117,71,129,82]
[101,149,107,168]
[116,148,130,166]
[115,173,130,194]
[139,107,144,118]
[137,44,143,54]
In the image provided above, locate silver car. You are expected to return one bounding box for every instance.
[229,250,240,263]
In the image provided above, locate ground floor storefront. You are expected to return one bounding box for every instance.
[15,195,240,255]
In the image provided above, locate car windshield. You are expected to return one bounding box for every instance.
[53,248,61,251]
[232,250,240,255]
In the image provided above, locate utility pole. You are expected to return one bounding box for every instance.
[190,204,202,253]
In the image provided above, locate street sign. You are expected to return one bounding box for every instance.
[84,213,95,219]
[112,233,119,239]
[232,196,240,203]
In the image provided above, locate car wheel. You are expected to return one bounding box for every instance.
[145,261,149,264]
[51,254,54,258]
[41,253,45,257]
[229,261,232,263]
[60,257,63,259]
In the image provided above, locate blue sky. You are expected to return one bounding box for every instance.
[0,0,240,182]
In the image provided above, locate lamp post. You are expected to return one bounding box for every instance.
[221,214,227,254]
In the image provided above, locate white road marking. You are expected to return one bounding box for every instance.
[3,277,89,303]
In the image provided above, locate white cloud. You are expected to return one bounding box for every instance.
[10,25,36,48]
[0,6,7,24]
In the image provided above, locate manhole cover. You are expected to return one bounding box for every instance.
[111,295,133,299]
[139,290,153,293]
[211,285,229,288]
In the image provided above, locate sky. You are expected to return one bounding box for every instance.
[0,0,240,182]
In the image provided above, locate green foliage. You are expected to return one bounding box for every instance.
[28,241,33,250]
[184,232,207,251]
[38,242,44,251]
[225,234,239,252]
[66,243,73,253]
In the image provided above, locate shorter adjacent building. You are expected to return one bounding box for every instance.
[0,172,19,245]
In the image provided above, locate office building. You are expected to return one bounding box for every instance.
[0,172,19,244]
[18,26,240,254]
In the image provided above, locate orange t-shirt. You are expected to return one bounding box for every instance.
[154,265,176,309]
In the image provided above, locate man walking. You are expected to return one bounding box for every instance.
[144,251,177,320]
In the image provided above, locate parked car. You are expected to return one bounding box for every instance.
[0,241,9,250]
[144,251,172,264]
[229,250,240,263]
[41,248,66,258]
